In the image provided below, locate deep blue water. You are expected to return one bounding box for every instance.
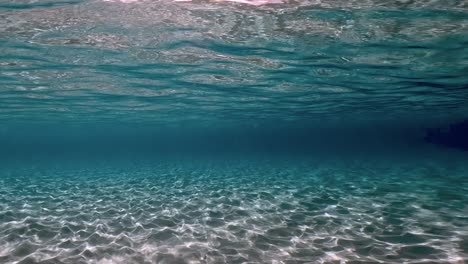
[1,0,468,263]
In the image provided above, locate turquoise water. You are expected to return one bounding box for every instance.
[1,0,468,263]
[1,0,468,124]
[0,153,467,263]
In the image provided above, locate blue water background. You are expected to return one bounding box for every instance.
[1,0,468,263]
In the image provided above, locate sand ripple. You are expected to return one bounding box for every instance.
[0,158,467,263]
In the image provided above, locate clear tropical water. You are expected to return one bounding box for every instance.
[1,0,468,263]
[0,153,467,264]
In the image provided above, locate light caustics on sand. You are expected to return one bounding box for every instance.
[0,1,467,263]
[0,158,467,264]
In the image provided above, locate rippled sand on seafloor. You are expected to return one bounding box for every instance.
[0,155,467,264]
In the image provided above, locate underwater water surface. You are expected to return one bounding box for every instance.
[1,0,468,263]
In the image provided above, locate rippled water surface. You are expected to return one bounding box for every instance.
[1,0,468,123]
[1,0,468,263]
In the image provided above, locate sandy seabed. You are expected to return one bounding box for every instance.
[0,153,467,264]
